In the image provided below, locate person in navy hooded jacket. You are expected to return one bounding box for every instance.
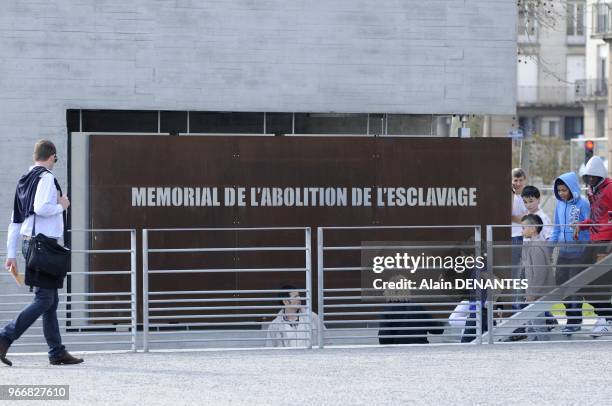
[551,171,590,335]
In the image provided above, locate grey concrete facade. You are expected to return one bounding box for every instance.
[0,0,517,227]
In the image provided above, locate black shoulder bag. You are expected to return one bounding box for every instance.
[26,212,70,280]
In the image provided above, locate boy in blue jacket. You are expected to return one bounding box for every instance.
[551,172,590,335]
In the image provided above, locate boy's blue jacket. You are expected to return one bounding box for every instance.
[551,172,590,258]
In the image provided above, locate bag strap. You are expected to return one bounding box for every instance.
[30,173,65,238]
[53,178,67,238]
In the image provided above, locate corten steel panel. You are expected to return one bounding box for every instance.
[88,135,511,325]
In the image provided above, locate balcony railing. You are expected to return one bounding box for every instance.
[575,78,608,99]
[517,85,582,105]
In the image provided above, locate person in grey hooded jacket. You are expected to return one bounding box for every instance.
[521,214,556,341]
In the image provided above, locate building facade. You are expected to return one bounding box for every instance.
[582,0,610,143]
[517,0,586,139]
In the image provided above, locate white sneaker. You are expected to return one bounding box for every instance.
[590,318,612,338]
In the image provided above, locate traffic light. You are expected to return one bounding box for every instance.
[585,140,594,164]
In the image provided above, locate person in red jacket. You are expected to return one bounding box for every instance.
[575,156,612,337]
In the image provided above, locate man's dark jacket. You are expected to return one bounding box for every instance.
[13,166,64,289]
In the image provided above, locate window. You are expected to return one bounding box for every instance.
[432,115,452,137]
[387,115,433,136]
[596,1,610,34]
[566,1,585,39]
[541,117,560,137]
[189,112,264,134]
[597,44,608,89]
[566,56,585,102]
[160,111,188,134]
[597,110,606,139]
[293,113,367,135]
[517,56,538,103]
[81,110,158,133]
[368,114,385,135]
[564,116,583,139]
[266,113,293,135]
[549,121,559,137]
[518,117,536,137]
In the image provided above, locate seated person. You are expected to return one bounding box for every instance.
[378,275,443,344]
[449,299,471,338]
[265,284,321,347]
[450,299,498,342]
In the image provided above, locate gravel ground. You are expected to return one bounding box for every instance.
[0,342,611,405]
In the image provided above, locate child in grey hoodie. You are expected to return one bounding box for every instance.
[521,214,556,341]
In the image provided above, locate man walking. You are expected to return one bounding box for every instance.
[0,140,83,366]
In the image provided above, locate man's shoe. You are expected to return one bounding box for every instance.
[561,325,581,336]
[545,315,559,331]
[49,351,83,365]
[590,318,611,339]
[502,327,527,342]
[503,334,528,342]
[0,339,11,367]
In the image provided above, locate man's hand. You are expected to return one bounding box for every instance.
[5,258,17,272]
[6,258,24,287]
[59,195,70,210]
[573,226,580,241]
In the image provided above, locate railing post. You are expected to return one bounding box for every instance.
[486,225,495,344]
[130,229,138,352]
[305,228,313,349]
[476,300,482,344]
[142,229,149,352]
[474,225,483,344]
[487,299,495,344]
[317,227,324,349]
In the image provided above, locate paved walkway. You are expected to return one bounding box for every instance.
[1,342,611,405]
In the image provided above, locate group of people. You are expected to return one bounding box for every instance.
[369,159,612,345]
[241,160,612,346]
[511,157,612,340]
[3,141,612,363]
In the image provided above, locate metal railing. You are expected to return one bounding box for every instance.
[317,226,484,347]
[484,224,612,343]
[517,86,581,105]
[0,229,137,353]
[2,224,611,352]
[575,79,608,99]
[141,227,312,351]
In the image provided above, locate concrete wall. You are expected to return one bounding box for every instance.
[0,0,517,229]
